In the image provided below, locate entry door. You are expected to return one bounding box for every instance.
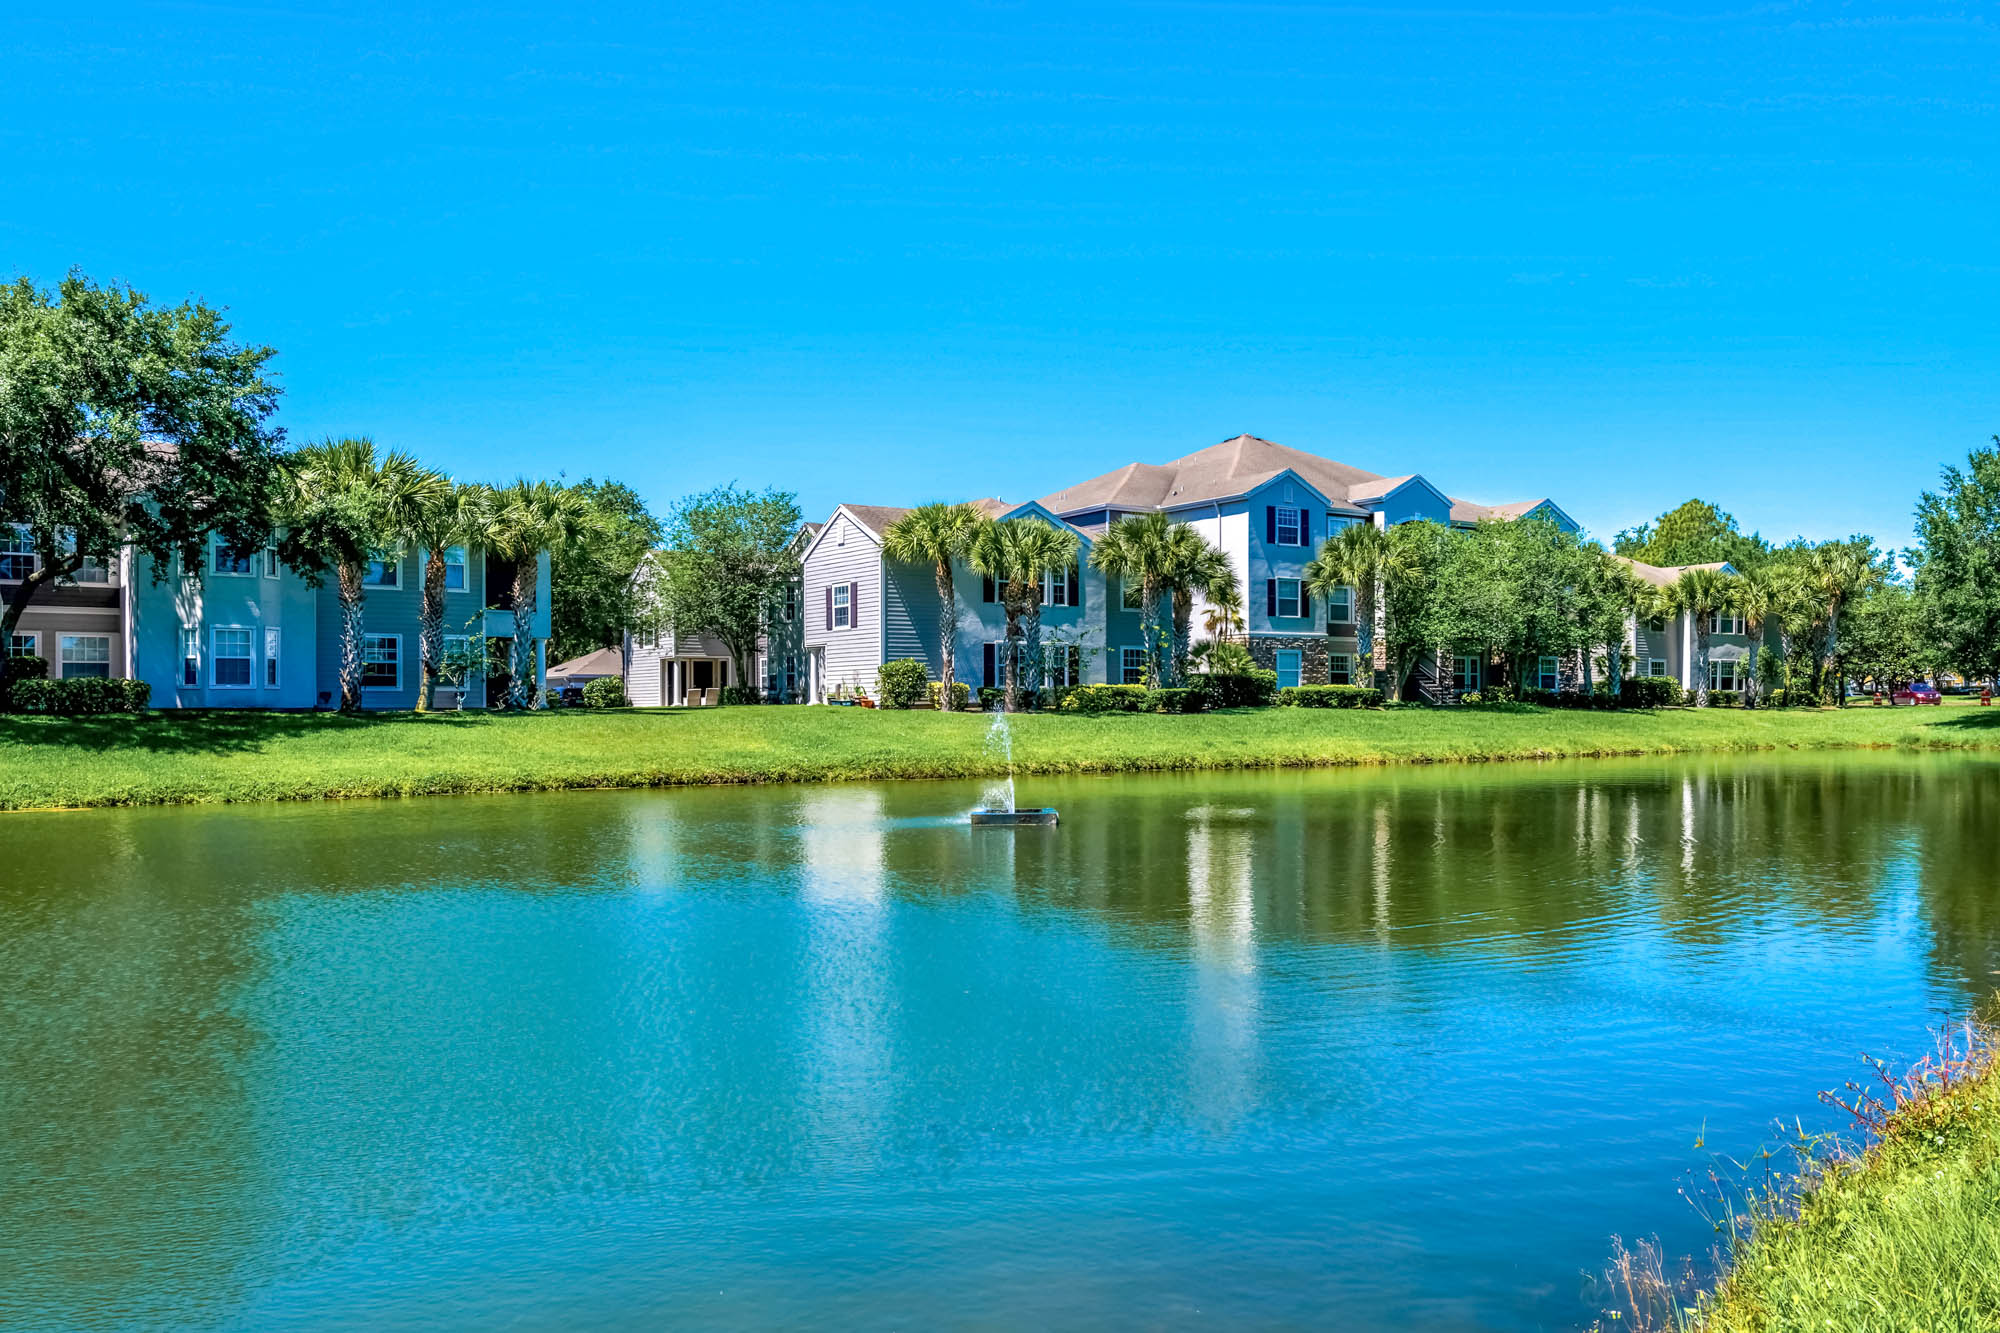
[692,660,715,693]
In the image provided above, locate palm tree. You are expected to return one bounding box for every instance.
[882,502,988,709]
[1089,511,1177,687]
[1804,541,1879,706]
[1734,569,1779,709]
[1587,555,1648,698]
[1665,567,1738,707]
[1160,525,1234,686]
[969,519,1079,711]
[403,482,490,712]
[1304,522,1392,692]
[277,437,435,711]
[480,480,597,709]
[1201,573,1245,643]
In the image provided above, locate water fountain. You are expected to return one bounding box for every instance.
[970,709,1058,826]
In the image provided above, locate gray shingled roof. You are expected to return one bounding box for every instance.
[1615,556,1733,588]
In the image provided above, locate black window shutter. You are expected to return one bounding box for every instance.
[1068,563,1080,608]
[1266,579,1277,618]
[1266,507,1276,544]
[983,574,994,603]
[1302,511,1311,547]
[1068,645,1080,681]
[849,581,859,628]
[1303,593,1313,623]
[984,642,996,686]
[824,585,832,630]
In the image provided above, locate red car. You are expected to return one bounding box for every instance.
[1891,683,1943,706]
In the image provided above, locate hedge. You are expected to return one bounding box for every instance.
[1619,675,1683,709]
[1278,684,1383,709]
[1058,684,1151,714]
[927,679,972,711]
[1146,687,1207,713]
[1191,670,1277,708]
[719,685,761,705]
[7,676,151,715]
[582,676,629,708]
[876,659,929,709]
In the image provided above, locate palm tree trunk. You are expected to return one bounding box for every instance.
[1695,628,1712,707]
[1024,601,1044,709]
[1142,579,1163,688]
[510,559,539,709]
[1171,592,1192,688]
[417,547,447,713]
[1003,608,1022,714]
[1745,641,1761,709]
[935,560,957,708]
[337,562,366,711]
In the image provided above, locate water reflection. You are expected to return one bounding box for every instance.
[2,752,1996,1331]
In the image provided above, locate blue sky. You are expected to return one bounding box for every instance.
[5,2,1994,551]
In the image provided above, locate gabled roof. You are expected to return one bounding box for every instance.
[1039,434,1376,517]
[1615,556,1735,589]
[1449,496,1578,530]
[547,646,623,679]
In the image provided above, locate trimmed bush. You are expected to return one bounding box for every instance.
[719,685,760,705]
[1705,689,1743,708]
[581,676,629,708]
[7,676,150,715]
[876,659,929,709]
[1193,670,1277,708]
[1619,675,1683,709]
[1278,684,1383,709]
[1145,687,1208,714]
[978,686,1006,710]
[927,680,972,711]
[1,653,49,711]
[1058,684,1151,714]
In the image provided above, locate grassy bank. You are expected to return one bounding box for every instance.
[3,700,1999,811]
[1611,1014,2000,1332]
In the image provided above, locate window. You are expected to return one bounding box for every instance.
[1275,649,1302,690]
[1709,613,1744,635]
[784,654,798,699]
[1120,647,1146,684]
[1453,655,1481,693]
[265,628,281,688]
[444,635,478,686]
[1537,656,1560,692]
[212,538,255,575]
[1121,578,1142,611]
[211,627,254,687]
[362,635,400,689]
[836,522,846,547]
[1,526,36,581]
[832,583,852,629]
[181,627,200,687]
[1647,658,1668,679]
[1712,660,1740,692]
[1041,566,1076,607]
[1329,653,1353,685]
[1646,615,1665,633]
[442,548,466,591]
[364,559,400,587]
[1325,585,1353,625]
[263,547,280,579]
[1046,646,1083,688]
[1275,506,1302,547]
[60,635,111,679]
[8,632,38,659]
[783,585,797,623]
[67,532,108,583]
[1275,578,1302,619]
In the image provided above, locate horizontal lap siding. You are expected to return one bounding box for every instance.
[884,560,942,677]
[803,513,885,694]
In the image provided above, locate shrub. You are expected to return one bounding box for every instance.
[927,680,972,711]
[581,676,629,708]
[7,676,150,715]
[1277,684,1383,709]
[1620,676,1683,709]
[876,659,929,709]
[978,686,1006,710]
[1058,684,1151,714]
[543,688,567,709]
[1705,689,1743,708]
[0,653,49,710]
[1145,687,1207,714]
[719,685,760,705]
[1193,670,1276,708]
[1521,688,1605,710]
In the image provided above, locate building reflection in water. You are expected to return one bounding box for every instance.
[1183,805,1262,1129]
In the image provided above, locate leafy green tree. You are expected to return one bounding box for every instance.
[278,438,444,711]
[1160,524,1235,686]
[1614,499,1769,572]
[402,482,491,712]
[1089,511,1179,687]
[646,485,803,699]
[1913,441,2000,686]
[1841,582,1937,695]
[1583,553,1649,695]
[1801,538,1883,705]
[480,480,598,709]
[1664,566,1739,706]
[1734,568,1781,708]
[970,518,1079,710]
[882,502,990,704]
[0,270,283,643]
[548,478,665,663]
[1304,521,1391,690]
[1377,520,1458,701]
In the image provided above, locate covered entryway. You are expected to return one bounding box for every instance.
[657,656,729,705]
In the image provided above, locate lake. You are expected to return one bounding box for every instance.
[3,753,1995,1330]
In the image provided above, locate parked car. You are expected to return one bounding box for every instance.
[1891,682,1943,706]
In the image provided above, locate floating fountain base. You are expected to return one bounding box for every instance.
[971,808,1059,827]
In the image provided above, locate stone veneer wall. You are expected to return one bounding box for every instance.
[1247,635,1330,683]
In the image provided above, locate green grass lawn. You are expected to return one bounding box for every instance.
[4,699,2000,810]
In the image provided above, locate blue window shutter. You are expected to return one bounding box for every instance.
[1266,579,1277,618]
[1266,507,1276,544]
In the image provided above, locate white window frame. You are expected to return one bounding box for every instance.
[1325,585,1353,625]
[1275,578,1302,619]
[1119,646,1146,685]
[263,546,280,579]
[65,531,109,584]
[1328,652,1353,685]
[1712,660,1740,693]
[783,585,797,623]
[1646,615,1665,633]
[1647,658,1668,679]
[210,625,255,689]
[0,525,35,581]
[1709,613,1744,636]
[180,627,200,687]
[1041,567,1074,608]
[443,634,479,686]
[1537,656,1560,692]
[1120,577,1142,611]
[361,634,401,691]
[441,547,467,591]
[7,631,39,659]
[1275,506,1302,547]
[1275,649,1302,690]
[832,583,852,630]
[265,628,282,689]
[59,634,112,680]
[364,557,401,588]
[211,536,256,577]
